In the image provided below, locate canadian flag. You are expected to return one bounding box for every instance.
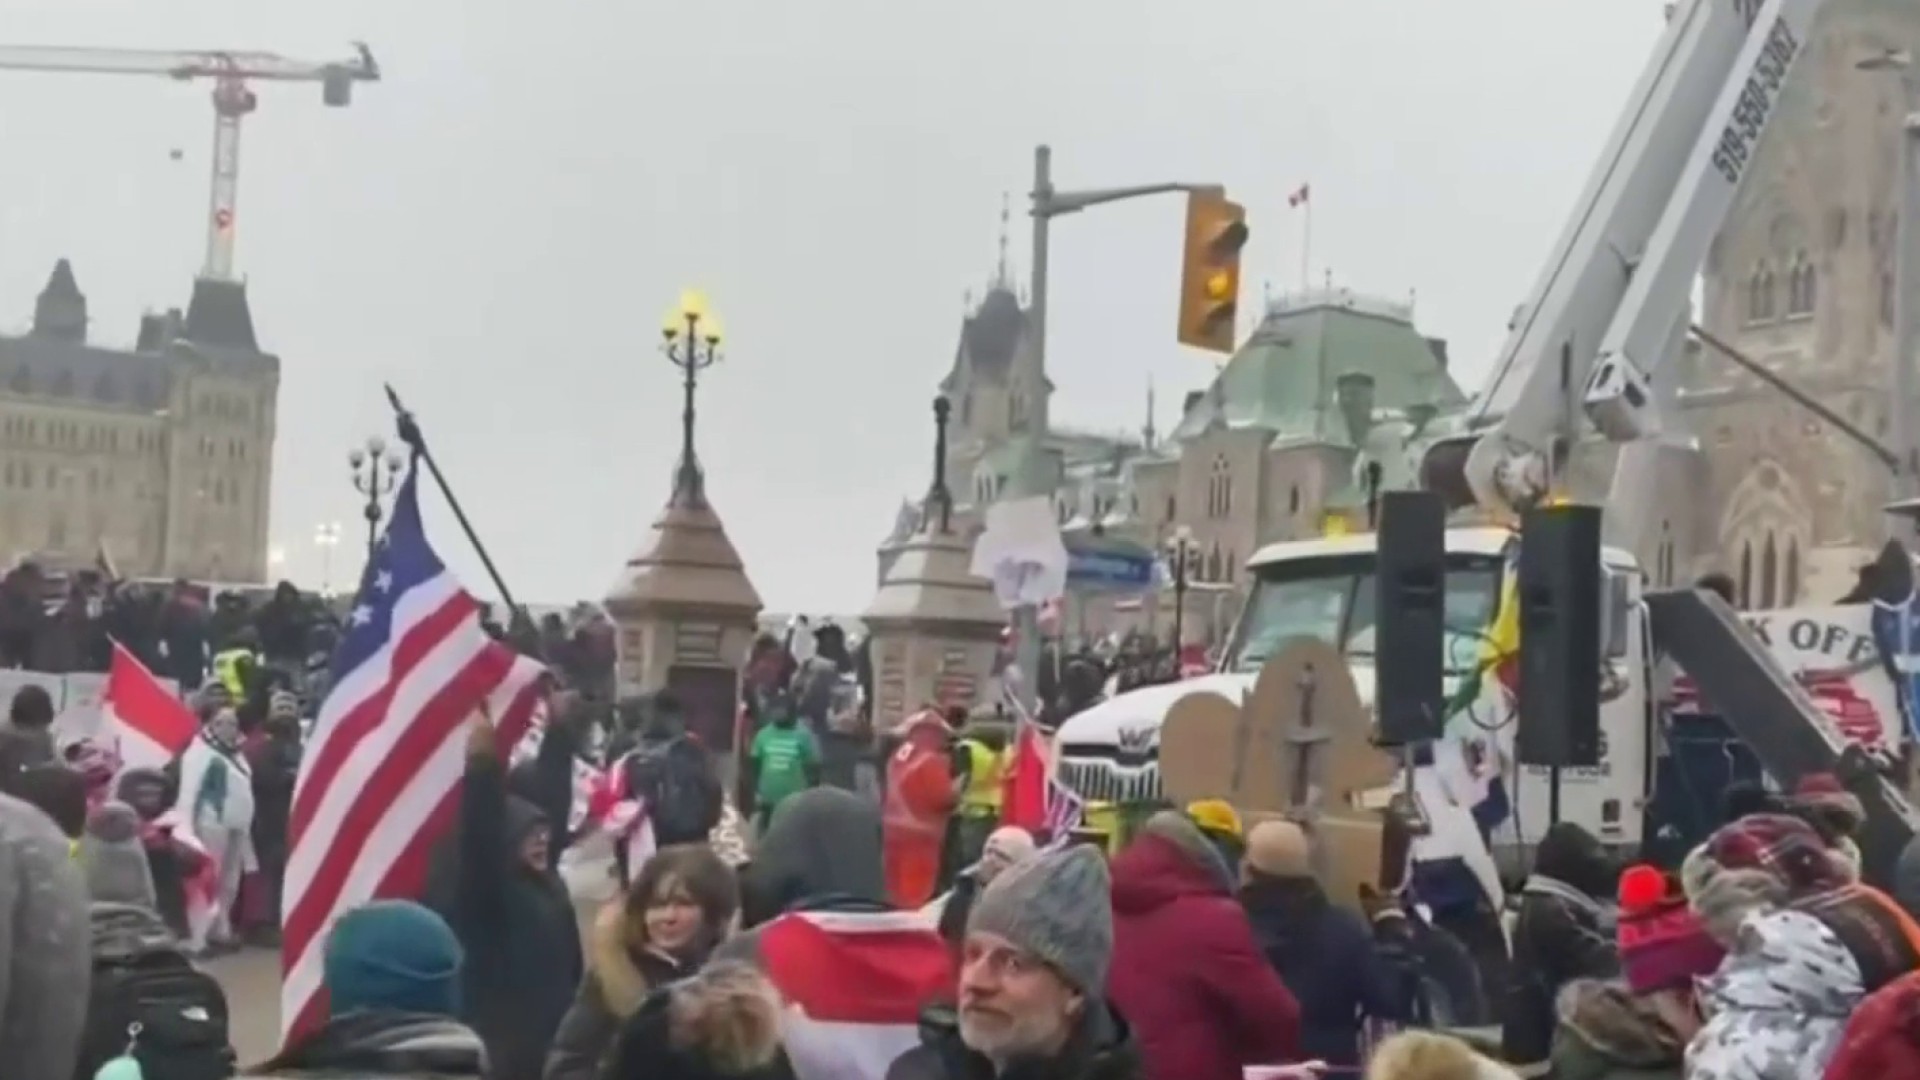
[102,641,198,773]
[759,909,954,1080]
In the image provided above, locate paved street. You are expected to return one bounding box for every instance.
[212,844,620,1063]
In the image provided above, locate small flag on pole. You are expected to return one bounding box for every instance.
[101,641,198,772]
[1287,183,1310,208]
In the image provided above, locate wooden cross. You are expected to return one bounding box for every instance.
[1160,637,1401,909]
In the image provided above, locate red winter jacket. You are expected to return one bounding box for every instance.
[1106,833,1300,1080]
[1826,970,1920,1080]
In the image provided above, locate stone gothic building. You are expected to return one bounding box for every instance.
[881,0,1919,633]
[1675,0,1919,606]
[879,279,1461,644]
[0,261,280,581]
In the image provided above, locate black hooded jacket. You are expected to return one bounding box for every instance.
[250,1011,487,1077]
[885,1002,1145,1080]
[439,749,583,1080]
[1502,822,1620,1068]
[728,786,889,930]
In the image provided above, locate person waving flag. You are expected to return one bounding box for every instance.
[278,464,547,1044]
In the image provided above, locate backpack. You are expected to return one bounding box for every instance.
[79,947,235,1080]
[628,738,723,846]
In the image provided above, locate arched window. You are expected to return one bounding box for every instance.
[1009,393,1026,430]
[1760,532,1778,609]
[1164,494,1176,523]
[1748,265,1777,322]
[1787,256,1817,316]
[1739,540,1754,608]
[1207,456,1232,519]
[1785,538,1801,606]
[1206,543,1222,582]
[1288,485,1301,515]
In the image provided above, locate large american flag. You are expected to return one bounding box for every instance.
[279,465,547,1042]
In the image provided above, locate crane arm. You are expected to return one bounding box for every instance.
[1428,0,1824,529]
[0,42,377,83]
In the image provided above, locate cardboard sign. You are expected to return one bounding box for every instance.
[1159,637,1398,908]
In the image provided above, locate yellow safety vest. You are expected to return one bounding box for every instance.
[212,649,253,703]
[958,739,1003,818]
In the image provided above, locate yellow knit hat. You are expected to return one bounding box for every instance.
[1185,799,1243,839]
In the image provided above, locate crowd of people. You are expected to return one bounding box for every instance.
[20,581,1920,1078]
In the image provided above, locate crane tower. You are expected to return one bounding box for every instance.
[0,42,379,281]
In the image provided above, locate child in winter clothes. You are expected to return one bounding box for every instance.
[1551,866,1720,1080]
[1680,815,1878,1079]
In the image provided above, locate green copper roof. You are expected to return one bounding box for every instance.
[1171,297,1467,446]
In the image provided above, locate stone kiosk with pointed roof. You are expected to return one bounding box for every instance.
[605,442,762,760]
[864,397,1005,731]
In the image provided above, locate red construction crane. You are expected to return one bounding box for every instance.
[0,42,379,281]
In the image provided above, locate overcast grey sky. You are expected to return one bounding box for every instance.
[0,0,1662,612]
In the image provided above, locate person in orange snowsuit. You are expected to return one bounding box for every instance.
[882,708,956,907]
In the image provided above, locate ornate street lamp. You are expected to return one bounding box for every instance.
[349,435,405,555]
[660,289,725,505]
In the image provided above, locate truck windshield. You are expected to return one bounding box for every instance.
[1228,552,1505,674]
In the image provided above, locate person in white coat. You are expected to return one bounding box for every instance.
[176,704,255,953]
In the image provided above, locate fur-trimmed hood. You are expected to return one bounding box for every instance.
[1552,979,1685,1075]
[589,900,684,1020]
[601,960,785,1080]
[1366,1031,1518,1080]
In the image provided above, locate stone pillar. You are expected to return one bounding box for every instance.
[863,396,1005,732]
[863,527,1006,732]
[604,494,762,765]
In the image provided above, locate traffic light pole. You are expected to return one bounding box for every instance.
[1893,89,1920,504]
[1017,144,1218,711]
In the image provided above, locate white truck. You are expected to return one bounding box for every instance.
[1054,0,1838,870]
[1056,528,1652,877]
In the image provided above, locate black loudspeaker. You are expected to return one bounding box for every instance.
[1375,491,1446,745]
[1516,504,1603,768]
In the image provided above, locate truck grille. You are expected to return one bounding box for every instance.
[1057,757,1164,805]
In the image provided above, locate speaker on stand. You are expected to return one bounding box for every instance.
[1516,503,1604,823]
[1375,490,1447,746]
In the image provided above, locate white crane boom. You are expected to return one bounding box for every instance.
[0,42,378,282]
[1433,0,1824,549]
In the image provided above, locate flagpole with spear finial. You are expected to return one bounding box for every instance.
[1289,181,1313,290]
[383,383,522,618]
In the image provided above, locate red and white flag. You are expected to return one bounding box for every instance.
[101,640,197,773]
[1288,183,1311,208]
[279,471,547,1043]
[758,909,955,1080]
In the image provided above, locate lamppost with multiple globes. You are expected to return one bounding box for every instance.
[660,290,724,504]
[349,436,405,555]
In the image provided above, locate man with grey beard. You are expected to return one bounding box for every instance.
[887,845,1143,1080]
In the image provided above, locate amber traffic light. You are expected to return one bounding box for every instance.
[1178,191,1250,354]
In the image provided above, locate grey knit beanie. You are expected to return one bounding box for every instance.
[966,845,1113,994]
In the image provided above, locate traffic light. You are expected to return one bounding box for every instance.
[1178,191,1249,353]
